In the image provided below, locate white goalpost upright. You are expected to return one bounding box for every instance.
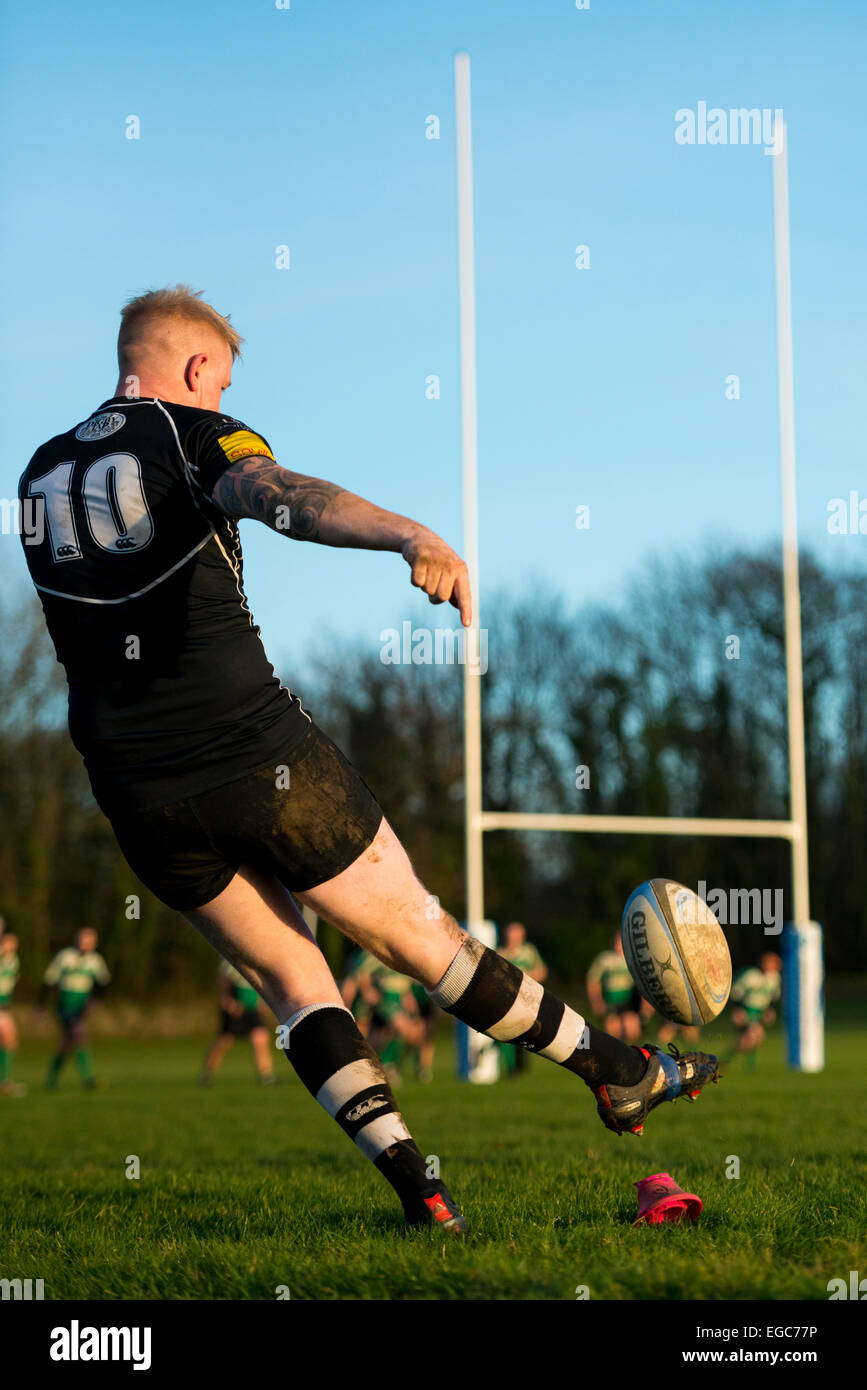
[454,61,823,1071]
[455,52,485,941]
[772,120,824,1073]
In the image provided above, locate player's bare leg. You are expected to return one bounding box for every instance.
[0,1011,23,1097]
[185,866,342,1019]
[249,1025,275,1084]
[620,1010,642,1043]
[200,1032,234,1084]
[184,864,467,1235]
[739,1020,765,1070]
[298,817,720,1134]
[722,1008,765,1068]
[47,1015,97,1090]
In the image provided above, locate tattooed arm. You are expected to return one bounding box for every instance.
[211,456,348,543]
[210,455,472,624]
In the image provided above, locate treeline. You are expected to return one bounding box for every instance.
[1,546,865,996]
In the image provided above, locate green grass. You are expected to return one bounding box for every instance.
[1,1012,865,1300]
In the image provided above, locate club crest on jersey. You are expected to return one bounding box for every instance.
[75,412,126,442]
[217,429,275,464]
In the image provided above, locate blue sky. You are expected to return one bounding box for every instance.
[1,0,864,686]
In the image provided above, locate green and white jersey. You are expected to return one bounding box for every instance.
[368,960,414,1000]
[220,960,259,1011]
[731,966,780,1015]
[366,960,415,1023]
[587,949,635,1007]
[346,950,410,999]
[500,941,545,976]
[44,947,110,1012]
[0,951,19,1007]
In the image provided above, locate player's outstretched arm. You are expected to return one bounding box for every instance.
[211,455,472,625]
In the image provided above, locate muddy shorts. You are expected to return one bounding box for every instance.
[107,721,384,911]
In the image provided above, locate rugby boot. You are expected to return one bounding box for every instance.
[404,1182,469,1236]
[594,1042,719,1136]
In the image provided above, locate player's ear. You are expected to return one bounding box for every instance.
[184,353,206,394]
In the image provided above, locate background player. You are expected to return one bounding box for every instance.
[586,933,645,1042]
[408,980,437,1083]
[200,958,275,1086]
[726,951,782,1068]
[0,925,25,1097]
[349,953,424,1086]
[340,945,380,1037]
[40,928,110,1090]
[497,921,548,1075]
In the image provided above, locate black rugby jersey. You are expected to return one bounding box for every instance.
[18,396,310,813]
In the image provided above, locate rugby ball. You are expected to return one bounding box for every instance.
[621,879,731,1026]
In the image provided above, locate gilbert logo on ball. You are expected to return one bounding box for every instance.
[634,1172,702,1226]
[621,879,732,1026]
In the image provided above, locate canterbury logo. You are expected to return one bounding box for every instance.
[346,1096,388,1122]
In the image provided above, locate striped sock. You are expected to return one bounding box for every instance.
[429,937,646,1088]
[281,1003,435,1216]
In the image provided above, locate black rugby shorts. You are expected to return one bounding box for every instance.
[108,721,384,911]
[219,1007,262,1037]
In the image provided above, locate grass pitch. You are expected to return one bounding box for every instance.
[1,1008,865,1301]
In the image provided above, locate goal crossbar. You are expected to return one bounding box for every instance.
[478,812,801,841]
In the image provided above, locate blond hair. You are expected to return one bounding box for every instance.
[117,284,243,371]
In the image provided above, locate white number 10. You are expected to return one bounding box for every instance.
[28,453,154,563]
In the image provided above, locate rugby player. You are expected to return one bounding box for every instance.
[497,921,547,1075]
[586,933,645,1042]
[726,952,782,1069]
[408,979,437,1084]
[19,286,720,1234]
[339,946,378,1037]
[363,958,425,1087]
[40,928,110,1089]
[341,947,423,1084]
[200,958,275,1087]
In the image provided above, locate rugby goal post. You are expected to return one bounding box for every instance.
[454,55,823,1071]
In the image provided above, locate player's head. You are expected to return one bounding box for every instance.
[0,931,17,954]
[503,921,526,947]
[76,927,98,953]
[116,285,243,411]
[760,951,782,974]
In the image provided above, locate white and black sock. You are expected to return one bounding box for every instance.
[429,937,646,1088]
[281,1003,436,1216]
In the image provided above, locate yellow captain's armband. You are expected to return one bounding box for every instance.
[217,430,275,464]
